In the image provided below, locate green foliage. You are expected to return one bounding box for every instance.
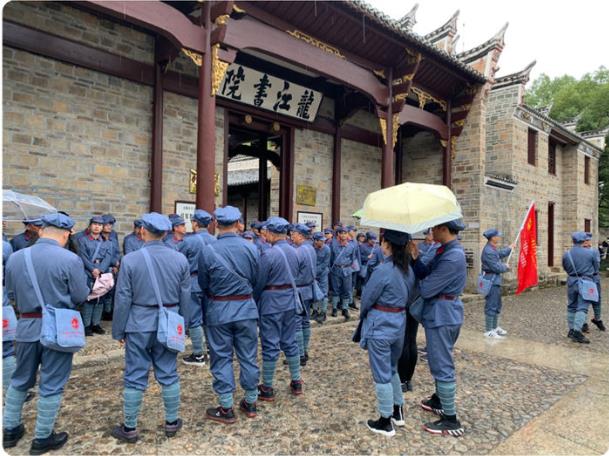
[526,67,609,227]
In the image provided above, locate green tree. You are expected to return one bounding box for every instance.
[526,67,609,227]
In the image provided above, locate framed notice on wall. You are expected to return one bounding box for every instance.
[297,211,323,230]
[175,201,195,232]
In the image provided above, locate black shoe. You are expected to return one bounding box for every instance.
[25,391,35,403]
[420,393,444,416]
[571,330,590,344]
[300,356,307,367]
[311,309,319,319]
[29,431,69,455]
[316,312,326,324]
[164,418,183,438]
[290,379,303,396]
[592,319,606,331]
[239,399,257,418]
[258,384,275,402]
[401,380,413,393]
[423,415,464,437]
[111,424,139,443]
[342,309,350,321]
[3,424,25,449]
[101,311,113,321]
[85,326,93,337]
[182,353,207,366]
[568,329,575,339]
[349,302,358,310]
[582,323,590,333]
[91,325,105,335]
[331,309,338,317]
[206,406,236,424]
[366,416,395,437]
[391,405,405,427]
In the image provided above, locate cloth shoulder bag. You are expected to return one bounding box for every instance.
[567,251,599,302]
[24,248,85,353]
[141,249,185,352]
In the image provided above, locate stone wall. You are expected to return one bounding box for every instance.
[401,131,443,184]
[292,128,333,226]
[3,46,152,236]
[340,139,382,226]
[486,85,519,177]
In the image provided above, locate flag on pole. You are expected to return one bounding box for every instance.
[516,203,538,294]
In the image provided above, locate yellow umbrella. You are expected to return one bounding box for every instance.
[352,208,364,219]
[360,182,462,233]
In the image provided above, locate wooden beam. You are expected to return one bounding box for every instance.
[332,98,342,226]
[210,1,234,22]
[398,104,449,139]
[80,1,207,53]
[220,16,388,106]
[3,20,154,85]
[381,67,395,188]
[443,100,452,187]
[150,38,164,212]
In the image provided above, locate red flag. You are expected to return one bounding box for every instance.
[516,204,538,294]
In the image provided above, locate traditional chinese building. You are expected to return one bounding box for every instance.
[2,1,600,288]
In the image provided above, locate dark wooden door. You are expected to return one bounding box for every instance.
[548,202,555,267]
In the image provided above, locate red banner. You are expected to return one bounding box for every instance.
[516,204,538,294]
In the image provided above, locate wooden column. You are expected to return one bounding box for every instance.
[395,128,403,185]
[279,128,294,220]
[442,100,452,188]
[150,38,164,212]
[222,108,229,206]
[258,156,268,220]
[332,99,342,225]
[381,67,394,188]
[195,2,216,217]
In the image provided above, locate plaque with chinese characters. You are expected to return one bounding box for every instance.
[296,184,317,206]
[218,64,323,122]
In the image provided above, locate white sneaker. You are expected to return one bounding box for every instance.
[495,327,508,336]
[484,330,504,338]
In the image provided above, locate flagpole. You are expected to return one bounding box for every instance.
[506,200,535,265]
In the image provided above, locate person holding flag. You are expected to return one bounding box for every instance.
[480,229,514,338]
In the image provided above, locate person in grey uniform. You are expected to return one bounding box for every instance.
[480,229,513,338]
[3,213,89,454]
[312,232,331,324]
[584,233,606,331]
[10,219,43,252]
[111,212,191,443]
[198,206,260,424]
[123,219,144,254]
[562,231,598,344]
[3,238,15,397]
[359,229,415,437]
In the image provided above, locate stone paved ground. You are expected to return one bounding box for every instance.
[463,278,609,353]
[5,282,609,455]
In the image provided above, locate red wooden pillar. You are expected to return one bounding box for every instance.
[196,2,216,219]
[442,100,452,188]
[381,68,394,188]
[150,38,164,212]
[332,102,342,225]
[395,129,403,185]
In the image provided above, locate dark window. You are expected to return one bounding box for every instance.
[585,156,590,184]
[548,202,554,267]
[585,219,591,233]
[548,141,556,175]
[527,128,537,166]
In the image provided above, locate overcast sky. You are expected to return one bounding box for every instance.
[368,0,607,86]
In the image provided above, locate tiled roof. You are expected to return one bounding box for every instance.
[342,0,486,83]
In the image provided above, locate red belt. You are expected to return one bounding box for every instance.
[438,294,457,301]
[372,304,405,313]
[209,294,252,302]
[21,312,42,318]
[264,284,292,291]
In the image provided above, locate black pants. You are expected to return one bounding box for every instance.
[397,308,419,383]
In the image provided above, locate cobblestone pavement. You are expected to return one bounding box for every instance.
[463,278,609,353]
[6,282,609,455]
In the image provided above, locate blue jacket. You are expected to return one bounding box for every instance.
[6,239,89,342]
[360,258,415,343]
[104,231,121,265]
[419,241,441,265]
[315,243,331,281]
[367,245,385,273]
[254,240,299,315]
[123,233,144,255]
[77,234,114,279]
[295,243,316,301]
[10,231,37,252]
[358,242,374,266]
[112,241,191,340]
[198,233,259,326]
[481,243,511,285]
[413,239,467,328]
[3,240,13,305]
[330,240,357,274]
[563,245,598,286]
